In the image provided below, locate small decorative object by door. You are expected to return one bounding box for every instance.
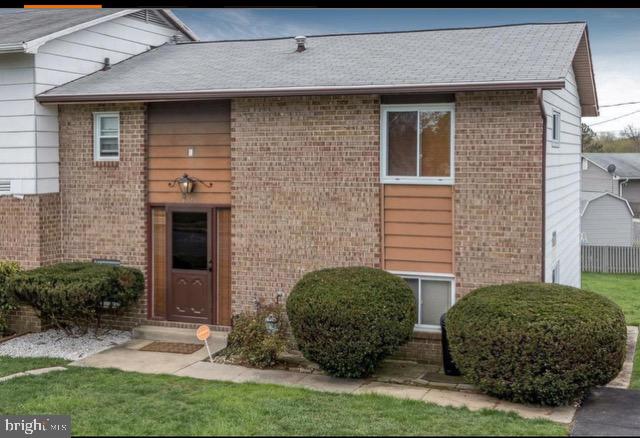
[168,174,212,199]
[196,324,214,363]
[265,313,279,334]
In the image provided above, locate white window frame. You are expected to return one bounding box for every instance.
[380,103,455,185]
[551,110,561,146]
[390,271,455,332]
[93,112,120,161]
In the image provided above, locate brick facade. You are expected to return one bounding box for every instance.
[453,90,544,297]
[57,103,148,329]
[4,91,545,363]
[230,95,382,314]
[0,193,60,269]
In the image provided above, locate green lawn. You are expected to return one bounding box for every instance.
[0,366,566,436]
[0,356,69,378]
[582,273,640,325]
[582,272,640,389]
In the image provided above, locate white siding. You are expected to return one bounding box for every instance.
[0,53,36,194]
[581,159,618,194]
[0,11,188,196]
[543,67,582,287]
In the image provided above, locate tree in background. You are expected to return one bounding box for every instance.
[621,125,640,152]
[581,123,603,152]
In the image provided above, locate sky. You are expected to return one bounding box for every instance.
[172,8,640,134]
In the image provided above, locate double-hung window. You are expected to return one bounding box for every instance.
[397,273,455,331]
[381,104,455,185]
[94,112,120,161]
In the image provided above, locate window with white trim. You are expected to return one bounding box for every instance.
[398,274,454,330]
[551,110,561,144]
[94,112,120,161]
[381,104,455,185]
[552,262,560,284]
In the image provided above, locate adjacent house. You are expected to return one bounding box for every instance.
[0,12,598,363]
[581,153,640,246]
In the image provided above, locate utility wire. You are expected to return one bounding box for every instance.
[590,109,640,126]
[600,101,640,108]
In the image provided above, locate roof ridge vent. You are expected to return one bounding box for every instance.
[295,35,306,52]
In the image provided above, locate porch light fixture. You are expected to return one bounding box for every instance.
[168,173,212,198]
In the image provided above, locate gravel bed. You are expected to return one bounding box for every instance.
[0,329,132,361]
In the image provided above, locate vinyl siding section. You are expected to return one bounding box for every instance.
[581,159,618,194]
[147,101,231,204]
[0,12,188,195]
[383,184,453,274]
[543,67,581,287]
[0,53,37,195]
[581,195,634,246]
[622,180,640,204]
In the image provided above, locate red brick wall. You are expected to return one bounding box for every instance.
[230,95,382,314]
[58,103,148,329]
[0,193,60,269]
[454,90,544,297]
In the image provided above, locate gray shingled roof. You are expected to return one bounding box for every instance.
[583,153,640,178]
[0,9,121,46]
[39,22,587,100]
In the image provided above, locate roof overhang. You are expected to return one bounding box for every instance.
[37,78,566,104]
[0,9,136,54]
[572,26,599,117]
[0,9,197,55]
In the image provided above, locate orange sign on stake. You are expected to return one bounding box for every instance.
[196,325,213,363]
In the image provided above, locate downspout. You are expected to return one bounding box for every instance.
[537,88,547,283]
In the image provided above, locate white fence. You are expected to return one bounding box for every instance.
[582,245,640,274]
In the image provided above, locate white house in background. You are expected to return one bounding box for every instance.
[581,153,640,216]
[0,8,196,196]
[580,191,635,246]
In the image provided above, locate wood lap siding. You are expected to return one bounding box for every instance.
[147,101,231,204]
[383,185,453,273]
[152,208,166,318]
[217,208,232,326]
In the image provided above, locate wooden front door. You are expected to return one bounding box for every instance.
[167,208,216,324]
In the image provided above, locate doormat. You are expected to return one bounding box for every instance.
[139,341,203,354]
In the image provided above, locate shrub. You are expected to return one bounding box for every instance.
[286,267,415,378]
[6,262,144,332]
[446,282,627,406]
[0,261,21,335]
[225,304,289,368]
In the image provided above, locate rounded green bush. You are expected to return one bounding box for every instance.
[446,282,626,406]
[286,267,415,378]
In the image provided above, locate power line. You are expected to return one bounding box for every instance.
[590,109,640,126]
[600,101,640,108]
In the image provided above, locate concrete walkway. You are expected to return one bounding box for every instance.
[607,326,639,389]
[0,366,67,383]
[71,339,575,424]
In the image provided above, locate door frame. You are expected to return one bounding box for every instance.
[165,205,218,324]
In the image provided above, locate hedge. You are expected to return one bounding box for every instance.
[6,262,144,332]
[287,267,415,378]
[446,282,627,406]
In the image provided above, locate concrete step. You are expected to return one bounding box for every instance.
[133,325,228,344]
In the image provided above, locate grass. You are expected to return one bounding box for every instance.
[582,272,640,389]
[582,273,640,325]
[0,356,69,378]
[0,366,566,436]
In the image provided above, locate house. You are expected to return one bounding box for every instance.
[582,153,640,216]
[1,14,598,363]
[580,191,635,246]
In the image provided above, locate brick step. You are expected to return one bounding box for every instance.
[133,325,228,344]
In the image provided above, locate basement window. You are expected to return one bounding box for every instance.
[94,112,120,161]
[395,273,455,331]
[381,103,455,185]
